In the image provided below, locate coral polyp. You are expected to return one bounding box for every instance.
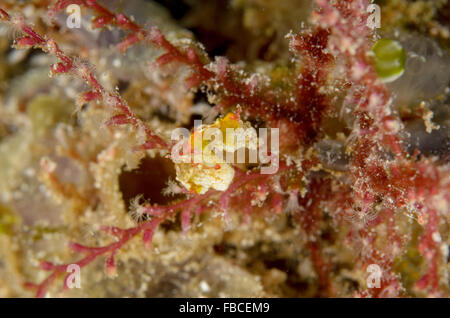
[0,0,448,298]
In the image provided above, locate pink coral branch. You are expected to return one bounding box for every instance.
[312,0,448,297]
[24,163,289,297]
[314,0,405,155]
[49,0,324,149]
[29,218,158,297]
[0,8,168,150]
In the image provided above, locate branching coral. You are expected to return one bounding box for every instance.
[0,0,448,298]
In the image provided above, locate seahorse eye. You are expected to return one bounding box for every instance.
[370,39,406,83]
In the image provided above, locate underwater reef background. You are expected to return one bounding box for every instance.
[0,0,449,297]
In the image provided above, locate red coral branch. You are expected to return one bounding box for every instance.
[312,0,449,297]
[50,0,142,51]
[314,0,405,156]
[49,0,333,150]
[0,8,168,150]
[415,208,442,295]
[22,164,292,297]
